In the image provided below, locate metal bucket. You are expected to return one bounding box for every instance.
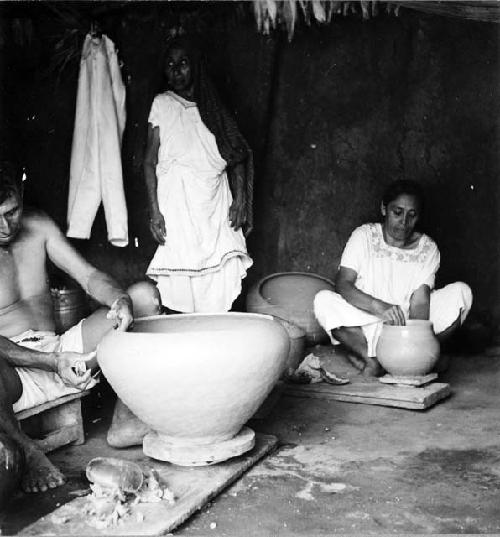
[51,287,88,334]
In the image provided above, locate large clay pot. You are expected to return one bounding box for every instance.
[376,320,440,377]
[246,272,335,344]
[97,313,289,465]
[0,433,24,510]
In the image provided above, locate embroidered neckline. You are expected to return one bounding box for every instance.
[377,222,423,252]
[369,223,434,263]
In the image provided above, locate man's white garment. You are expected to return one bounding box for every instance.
[314,223,472,356]
[67,33,128,247]
[146,92,253,313]
[12,322,96,413]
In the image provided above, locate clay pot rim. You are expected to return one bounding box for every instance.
[134,312,274,322]
[258,272,336,306]
[109,312,285,337]
[382,319,434,330]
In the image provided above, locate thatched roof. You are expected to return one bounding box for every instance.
[252,1,500,39]
[1,1,499,53]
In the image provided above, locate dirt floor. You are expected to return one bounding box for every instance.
[2,345,500,535]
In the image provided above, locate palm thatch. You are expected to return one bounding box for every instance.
[252,1,400,39]
[252,0,500,40]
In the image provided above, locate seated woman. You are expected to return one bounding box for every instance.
[314,180,472,376]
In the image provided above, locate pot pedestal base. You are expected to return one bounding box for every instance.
[379,373,438,387]
[143,426,256,466]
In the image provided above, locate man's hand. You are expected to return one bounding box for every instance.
[56,352,95,390]
[374,300,406,325]
[229,197,245,231]
[107,296,134,331]
[149,211,166,245]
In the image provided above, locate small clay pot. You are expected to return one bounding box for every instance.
[246,272,335,344]
[376,320,440,377]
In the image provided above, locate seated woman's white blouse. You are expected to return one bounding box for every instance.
[340,223,440,316]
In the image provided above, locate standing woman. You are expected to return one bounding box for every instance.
[144,36,253,313]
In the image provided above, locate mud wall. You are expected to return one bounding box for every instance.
[0,5,498,315]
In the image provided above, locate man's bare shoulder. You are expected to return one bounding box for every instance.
[22,208,63,238]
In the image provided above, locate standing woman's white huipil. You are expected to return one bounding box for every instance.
[146,92,253,313]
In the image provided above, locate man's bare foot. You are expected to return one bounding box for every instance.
[362,357,384,377]
[107,398,150,448]
[22,448,65,493]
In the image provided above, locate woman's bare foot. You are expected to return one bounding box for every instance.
[362,357,384,377]
[344,352,366,372]
[22,448,65,493]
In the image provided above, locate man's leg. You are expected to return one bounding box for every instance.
[0,358,65,493]
[331,326,383,377]
[81,281,162,353]
[79,282,160,448]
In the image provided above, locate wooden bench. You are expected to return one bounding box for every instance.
[15,390,91,453]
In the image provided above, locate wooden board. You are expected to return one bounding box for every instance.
[284,379,451,410]
[15,433,277,537]
[15,391,91,421]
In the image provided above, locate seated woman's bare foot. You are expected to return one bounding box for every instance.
[344,351,366,372]
[22,448,65,493]
[362,357,384,377]
[107,398,150,448]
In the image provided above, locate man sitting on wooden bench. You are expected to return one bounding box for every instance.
[0,160,155,494]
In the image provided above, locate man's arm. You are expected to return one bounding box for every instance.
[409,285,431,320]
[0,337,56,371]
[335,266,406,325]
[0,337,93,389]
[42,215,133,330]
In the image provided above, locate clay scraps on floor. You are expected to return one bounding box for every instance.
[51,468,175,529]
[289,353,350,385]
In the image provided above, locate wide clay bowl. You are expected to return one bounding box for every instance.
[376,320,440,377]
[97,313,289,447]
[246,272,335,344]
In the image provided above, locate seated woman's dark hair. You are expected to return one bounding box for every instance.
[0,160,22,204]
[382,180,425,212]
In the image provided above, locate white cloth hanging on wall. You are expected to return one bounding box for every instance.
[66,33,128,247]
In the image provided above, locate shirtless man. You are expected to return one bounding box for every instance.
[0,160,145,493]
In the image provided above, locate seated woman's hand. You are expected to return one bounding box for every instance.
[375,301,406,325]
[149,211,166,245]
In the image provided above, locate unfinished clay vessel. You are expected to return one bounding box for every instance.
[246,272,335,344]
[376,320,440,377]
[97,313,289,465]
